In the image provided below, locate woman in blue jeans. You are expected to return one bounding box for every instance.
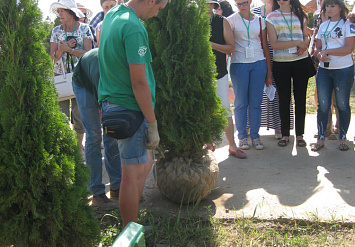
[311,0,355,151]
[227,0,272,150]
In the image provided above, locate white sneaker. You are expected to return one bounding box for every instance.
[239,138,249,150]
[252,138,264,150]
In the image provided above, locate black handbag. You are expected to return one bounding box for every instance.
[306,54,317,78]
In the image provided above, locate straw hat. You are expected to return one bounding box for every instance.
[76,2,93,18]
[49,0,85,19]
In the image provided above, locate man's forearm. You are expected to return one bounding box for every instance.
[132,81,156,123]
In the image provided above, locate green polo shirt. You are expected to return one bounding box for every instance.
[98,4,156,111]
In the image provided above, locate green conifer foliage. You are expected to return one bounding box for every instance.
[146,0,227,160]
[0,0,99,246]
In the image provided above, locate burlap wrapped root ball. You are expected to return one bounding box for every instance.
[156,151,219,204]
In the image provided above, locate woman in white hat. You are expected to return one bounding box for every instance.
[50,0,93,155]
[50,0,93,67]
[76,2,93,23]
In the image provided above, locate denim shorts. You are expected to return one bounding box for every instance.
[101,101,148,165]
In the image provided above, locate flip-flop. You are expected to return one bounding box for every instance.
[278,139,289,147]
[310,143,324,151]
[297,139,307,147]
[339,143,349,151]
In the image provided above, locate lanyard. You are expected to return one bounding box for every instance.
[64,21,76,40]
[324,19,341,49]
[280,9,293,40]
[263,5,266,19]
[240,13,251,46]
[64,21,76,72]
[210,14,214,25]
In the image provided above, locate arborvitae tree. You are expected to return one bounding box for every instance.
[147,0,226,159]
[146,0,227,203]
[0,0,99,246]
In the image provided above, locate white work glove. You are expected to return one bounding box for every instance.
[145,121,160,150]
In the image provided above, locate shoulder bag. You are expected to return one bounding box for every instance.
[53,53,75,101]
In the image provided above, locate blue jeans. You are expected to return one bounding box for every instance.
[230,60,267,140]
[316,66,354,141]
[73,82,122,196]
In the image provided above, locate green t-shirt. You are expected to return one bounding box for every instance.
[98,4,156,111]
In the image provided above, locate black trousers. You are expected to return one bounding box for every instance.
[273,58,309,137]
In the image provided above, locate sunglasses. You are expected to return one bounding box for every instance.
[236,1,249,7]
[277,0,289,1]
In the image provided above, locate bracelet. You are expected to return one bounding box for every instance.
[70,49,74,55]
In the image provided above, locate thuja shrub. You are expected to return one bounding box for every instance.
[0,0,99,246]
[146,0,227,160]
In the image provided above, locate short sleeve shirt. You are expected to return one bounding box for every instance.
[50,22,93,74]
[266,10,307,62]
[317,19,355,69]
[227,13,266,63]
[98,4,155,111]
[96,21,103,33]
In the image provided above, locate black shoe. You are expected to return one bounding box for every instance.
[92,193,117,209]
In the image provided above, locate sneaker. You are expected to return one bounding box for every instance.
[239,138,249,150]
[110,189,119,200]
[252,138,264,150]
[92,193,117,209]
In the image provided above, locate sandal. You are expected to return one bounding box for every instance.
[310,142,324,151]
[297,139,307,147]
[339,142,349,151]
[278,139,289,147]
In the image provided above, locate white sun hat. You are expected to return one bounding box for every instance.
[49,0,85,19]
[76,2,93,18]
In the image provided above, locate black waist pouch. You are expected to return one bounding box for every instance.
[102,108,144,140]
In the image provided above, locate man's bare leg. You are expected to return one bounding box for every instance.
[119,154,153,228]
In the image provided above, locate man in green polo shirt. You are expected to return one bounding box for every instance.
[98,0,169,228]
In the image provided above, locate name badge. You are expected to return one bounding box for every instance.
[289,47,297,54]
[246,46,255,58]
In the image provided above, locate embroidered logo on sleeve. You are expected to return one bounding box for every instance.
[138,46,147,57]
[350,24,355,33]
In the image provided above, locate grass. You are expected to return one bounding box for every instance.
[97,206,355,247]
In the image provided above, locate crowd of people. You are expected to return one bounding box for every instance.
[208,0,354,154]
[48,0,354,228]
